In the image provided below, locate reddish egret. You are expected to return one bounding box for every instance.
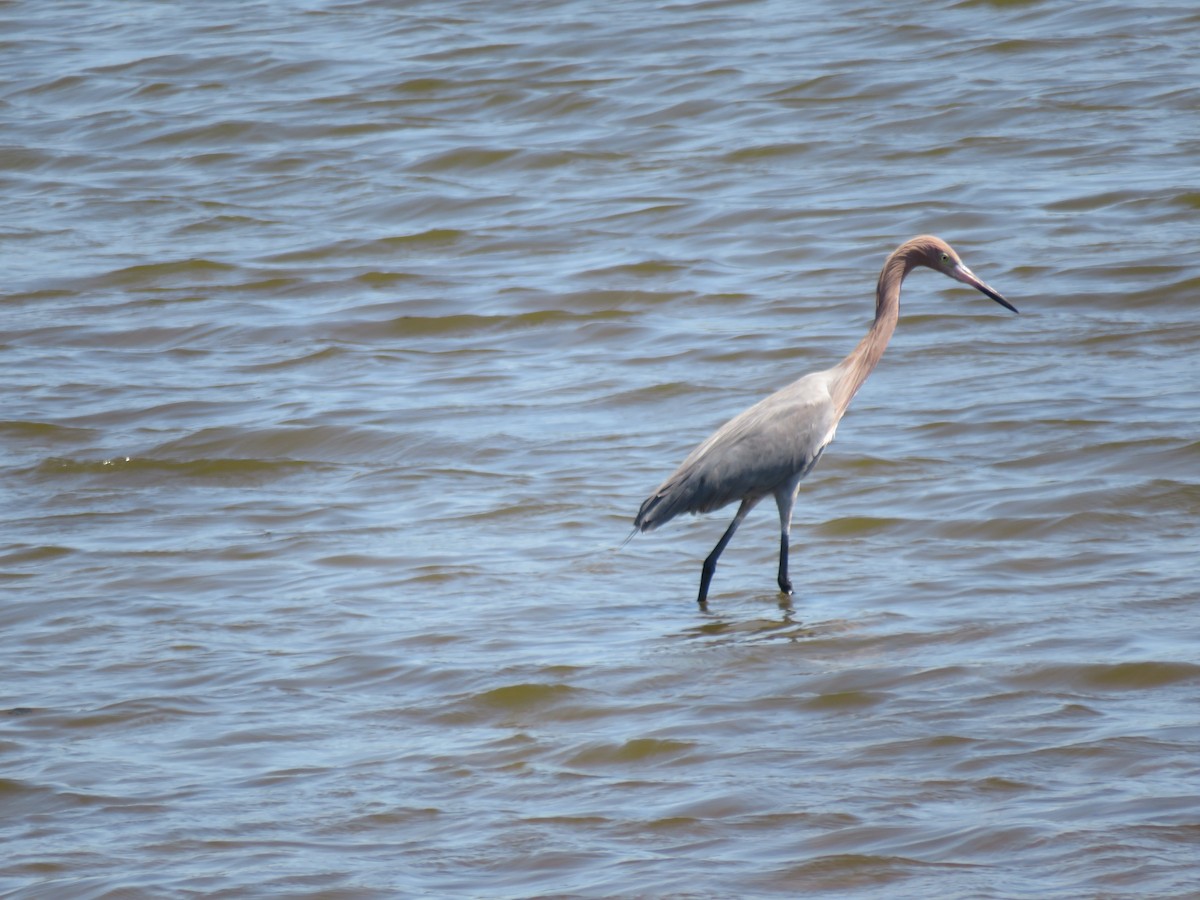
[634,235,1017,606]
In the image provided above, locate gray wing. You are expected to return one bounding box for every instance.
[635,370,838,531]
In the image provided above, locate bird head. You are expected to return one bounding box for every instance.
[917,235,1018,313]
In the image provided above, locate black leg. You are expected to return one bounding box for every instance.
[697,499,752,606]
[773,484,801,597]
[777,531,793,595]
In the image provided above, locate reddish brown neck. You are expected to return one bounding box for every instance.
[829,246,915,417]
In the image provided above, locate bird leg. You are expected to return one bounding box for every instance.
[774,485,799,596]
[697,498,753,606]
[777,530,792,595]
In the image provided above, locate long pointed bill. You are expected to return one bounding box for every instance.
[952,263,1018,313]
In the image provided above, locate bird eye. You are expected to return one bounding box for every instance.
[940,252,951,265]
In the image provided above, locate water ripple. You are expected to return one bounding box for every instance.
[2,0,1199,896]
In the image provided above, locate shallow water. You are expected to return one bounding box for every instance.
[3,1,1199,897]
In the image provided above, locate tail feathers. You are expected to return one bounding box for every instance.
[634,491,669,532]
[635,468,711,533]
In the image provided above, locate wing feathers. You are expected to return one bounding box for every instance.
[635,372,837,531]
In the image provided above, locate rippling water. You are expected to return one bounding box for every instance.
[3,1,1199,896]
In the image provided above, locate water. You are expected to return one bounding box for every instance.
[3,1,1199,896]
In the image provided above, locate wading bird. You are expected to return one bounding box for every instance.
[634,235,1017,606]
